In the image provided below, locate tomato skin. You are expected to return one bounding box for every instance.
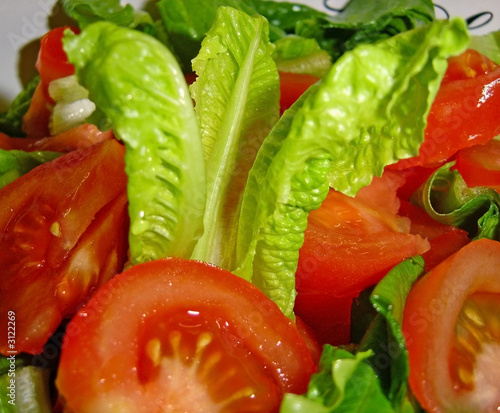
[454,139,500,192]
[402,238,500,413]
[391,49,500,170]
[295,173,429,346]
[56,258,316,413]
[21,81,52,138]
[36,26,79,101]
[398,200,470,271]
[0,139,128,355]
[1,123,114,152]
[279,71,319,115]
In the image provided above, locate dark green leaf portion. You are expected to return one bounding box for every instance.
[0,76,40,138]
[412,162,500,240]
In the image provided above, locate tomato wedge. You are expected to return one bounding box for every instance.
[1,123,114,152]
[295,172,429,345]
[0,139,128,355]
[56,258,316,412]
[403,238,500,412]
[391,49,500,170]
[454,139,500,192]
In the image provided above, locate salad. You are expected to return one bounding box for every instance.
[0,0,500,412]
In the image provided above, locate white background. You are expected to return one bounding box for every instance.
[1,0,499,110]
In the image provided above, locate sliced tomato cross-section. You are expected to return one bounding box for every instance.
[56,258,316,412]
[0,139,129,355]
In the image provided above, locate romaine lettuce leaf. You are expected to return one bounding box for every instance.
[469,29,500,64]
[233,18,469,317]
[280,257,425,412]
[411,162,500,240]
[189,7,280,267]
[61,0,154,31]
[63,22,206,264]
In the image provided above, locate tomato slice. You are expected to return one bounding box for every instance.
[1,123,114,152]
[279,71,319,115]
[36,26,79,101]
[403,238,500,412]
[0,140,128,355]
[398,200,470,271]
[56,258,316,412]
[21,81,52,139]
[391,49,500,170]
[295,173,429,345]
[454,139,500,192]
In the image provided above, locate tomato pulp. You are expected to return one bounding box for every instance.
[56,258,316,413]
[0,139,129,355]
[403,238,500,413]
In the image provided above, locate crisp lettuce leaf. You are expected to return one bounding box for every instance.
[233,18,469,317]
[63,22,206,264]
[411,162,500,240]
[280,346,395,412]
[272,36,332,77]
[61,0,154,31]
[0,149,61,189]
[360,257,425,410]
[258,0,435,62]
[156,0,257,71]
[280,257,425,412]
[189,7,280,267]
[469,29,500,64]
[0,76,40,138]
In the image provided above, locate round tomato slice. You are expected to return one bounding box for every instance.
[454,139,500,192]
[391,49,500,170]
[0,139,128,355]
[56,258,316,412]
[295,172,429,346]
[402,238,500,412]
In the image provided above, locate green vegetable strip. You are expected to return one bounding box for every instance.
[63,22,206,264]
[189,7,280,268]
[234,19,469,318]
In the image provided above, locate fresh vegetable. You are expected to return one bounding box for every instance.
[0,139,129,354]
[391,48,500,169]
[454,138,500,192]
[294,172,429,345]
[402,238,500,412]
[56,257,316,412]
[63,21,207,265]
[2,0,500,411]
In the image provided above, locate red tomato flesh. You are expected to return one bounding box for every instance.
[295,172,429,345]
[391,49,500,170]
[403,238,500,413]
[56,258,316,413]
[0,140,128,355]
[279,71,319,115]
[454,139,500,192]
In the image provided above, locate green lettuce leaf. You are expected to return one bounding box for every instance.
[272,36,332,77]
[0,149,61,189]
[280,346,395,412]
[61,0,154,31]
[411,162,500,240]
[258,0,435,62]
[63,22,206,264]
[360,257,425,410]
[280,257,425,413]
[156,0,257,71]
[469,29,500,64]
[0,76,40,138]
[189,7,280,267]
[233,18,469,317]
